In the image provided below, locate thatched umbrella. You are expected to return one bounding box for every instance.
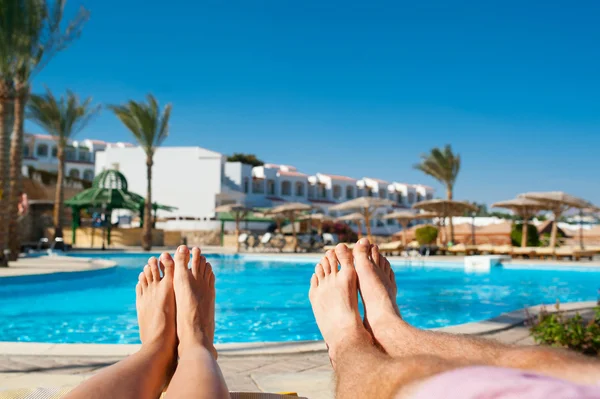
[492,198,548,248]
[382,211,437,246]
[269,202,313,252]
[215,204,252,252]
[336,212,366,239]
[412,200,478,245]
[298,213,332,235]
[330,197,395,242]
[519,192,592,249]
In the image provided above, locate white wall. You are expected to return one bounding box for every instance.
[96,146,224,219]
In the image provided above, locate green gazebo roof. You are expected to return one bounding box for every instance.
[65,169,175,212]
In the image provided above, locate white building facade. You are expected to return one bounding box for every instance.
[23,133,133,181]
[95,146,436,236]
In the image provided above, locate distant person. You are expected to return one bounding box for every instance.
[64,243,600,399]
[17,192,28,215]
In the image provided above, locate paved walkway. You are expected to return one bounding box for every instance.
[0,255,116,278]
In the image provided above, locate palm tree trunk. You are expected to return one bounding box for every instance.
[8,84,27,260]
[446,187,455,244]
[364,208,372,243]
[142,155,153,251]
[53,147,65,238]
[0,91,11,266]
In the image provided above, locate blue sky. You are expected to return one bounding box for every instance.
[31,0,600,205]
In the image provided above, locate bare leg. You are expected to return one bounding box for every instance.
[166,245,229,399]
[310,245,472,398]
[353,238,600,385]
[65,256,177,399]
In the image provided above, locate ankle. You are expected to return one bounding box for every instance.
[178,335,217,360]
[329,327,373,361]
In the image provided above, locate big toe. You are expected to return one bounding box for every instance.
[334,244,354,272]
[174,245,190,279]
[160,252,175,279]
[353,238,373,271]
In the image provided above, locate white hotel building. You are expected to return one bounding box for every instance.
[95,146,434,236]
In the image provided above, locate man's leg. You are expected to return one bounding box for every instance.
[353,238,600,385]
[309,245,475,398]
[165,246,229,399]
[65,256,177,399]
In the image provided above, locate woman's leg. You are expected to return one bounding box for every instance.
[65,256,177,399]
[165,246,229,399]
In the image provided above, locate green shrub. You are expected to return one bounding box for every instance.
[529,302,600,356]
[415,225,438,246]
[511,223,540,247]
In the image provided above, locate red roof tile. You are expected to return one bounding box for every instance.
[321,174,357,182]
[278,171,307,177]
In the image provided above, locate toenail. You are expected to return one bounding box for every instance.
[178,246,188,253]
[358,238,369,245]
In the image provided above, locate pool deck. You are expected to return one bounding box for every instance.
[0,251,598,398]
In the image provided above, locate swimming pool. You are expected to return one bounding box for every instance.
[0,253,599,344]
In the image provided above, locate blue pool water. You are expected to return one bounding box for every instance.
[0,253,599,344]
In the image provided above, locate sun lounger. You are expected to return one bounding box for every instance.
[491,245,512,256]
[324,243,355,251]
[378,241,404,256]
[322,233,339,246]
[533,247,555,259]
[447,244,478,255]
[0,387,306,399]
[555,247,595,261]
[511,246,537,258]
[475,244,494,254]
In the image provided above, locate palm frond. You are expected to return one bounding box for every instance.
[26,87,100,145]
[109,94,171,156]
[414,144,461,192]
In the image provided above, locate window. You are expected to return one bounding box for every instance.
[333,185,342,199]
[23,146,30,157]
[366,188,373,197]
[36,144,49,157]
[319,184,327,199]
[243,177,249,193]
[66,147,76,161]
[78,150,90,162]
[308,184,315,199]
[386,217,395,226]
[379,190,386,199]
[51,146,58,158]
[397,193,404,205]
[346,186,354,199]
[426,193,433,200]
[267,179,275,195]
[69,169,80,179]
[252,178,264,194]
[408,193,415,203]
[416,194,423,202]
[388,192,395,201]
[295,182,304,196]
[83,169,94,181]
[281,181,291,196]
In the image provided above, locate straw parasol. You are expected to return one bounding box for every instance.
[215,204,253,252]
[519,192,592,249]
[330,197,395,242]
[412,200,478,245]
[298,213,332,235]
[336,212,366,239]
[492,198,548,248]
[268,202,313,252]
[382,211,437,246]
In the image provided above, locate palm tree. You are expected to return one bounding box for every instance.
[7,0,89,260]
[414,144,461,242]
[27,88,99,238]
[109,95,171,251]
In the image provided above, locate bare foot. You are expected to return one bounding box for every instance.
[309,244,372,367]
[136,255,177,369]
[172,245,217,359]
[353,238,412,356]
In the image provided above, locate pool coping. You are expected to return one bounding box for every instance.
[0,300,596,357]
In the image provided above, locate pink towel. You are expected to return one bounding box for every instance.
[412,366,600,399]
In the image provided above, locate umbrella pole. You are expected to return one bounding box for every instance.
[364,209,372,243]
[579,209,584,250]
[356,221,363,239]
[235,213,240,253]
[318,220,323,235]
[290,213,298,252]
[521,212,529,248]
[550,210,560,250]
[400,220,408,246]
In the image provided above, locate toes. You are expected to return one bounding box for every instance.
[191,247,202,278]
[326,250,339,274]
[143,264,153,282]
[148,257,161,281]
[371,245,382,268]
[334,243,354,271]
[321,254,332,275]
[310,273,318,288]
[204,262,213,280]
[315,264,325,282]
[138,271,147,287]
[174,245,190,277]
[353,238,372,268]
[160,252,175,279]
